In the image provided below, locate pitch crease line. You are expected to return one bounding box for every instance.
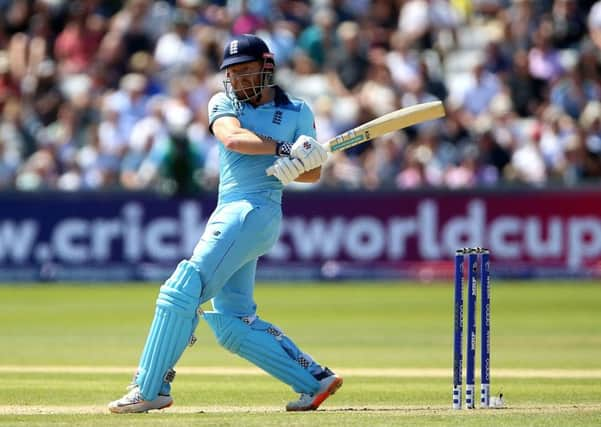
[1,403,601,416]
[1,366,601,378]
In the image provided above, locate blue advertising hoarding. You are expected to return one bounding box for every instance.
[2,190,601,281]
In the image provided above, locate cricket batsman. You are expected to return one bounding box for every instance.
[109,34,343,413]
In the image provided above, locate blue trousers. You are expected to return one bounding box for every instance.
[191,195,281,314]
[134,193,321,399]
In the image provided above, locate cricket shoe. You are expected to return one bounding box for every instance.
[108,384,173,414]
[286,367,343,411]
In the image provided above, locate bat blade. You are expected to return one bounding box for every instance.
[324,100,446,153]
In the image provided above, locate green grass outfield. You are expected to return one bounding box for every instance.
[1,281,600,426]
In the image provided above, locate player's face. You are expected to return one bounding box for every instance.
[227,61,264,101]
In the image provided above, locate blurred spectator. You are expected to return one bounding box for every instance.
[482,40,511,78]
[328,21,369,91]
[256,20,297,67]
[470,0,510,18]
[159,119,204,195]
[488,93,519,152]
[550,0,586,49]
[105,73,150,143]
[439,106,470,147]
[550,62,601,119]
[0,137,18,188]
[231,0,265,35]
[459,62,502,124]
[398,0,430,50]
[396,144,428,189]
[120,8,154,58]
[154,9,199,73]
[278,51,333,105]
[418,58,448,102]
[580,101,601,156]
[277,0,312,28]
[507,49,545,117]
[528,19,564,82]
[16,147,57,190]
[0,99,27,163]
[54,2,104,75]
[502,0,539,51]
[444,154,477,188]
[110,0,170,41]
[398,127,448,188]
[4,0,32,36]
[589,0,601,49]
[91,31,129,90]
[134,106,203,195]
[98,98,126,161]
[386,31,420,93]
[128,51,164,96]
[26,60,63,126]
[8,10,53,84]
[538,106,575,176]
[0,51,20,107]
[509,122,548,185]
[121,120,161,189]
[398,0,460,51]
[474,126,511,185]
[578,41,600,83]
[359,52,398,117]
[362,133,405,189]
[297,7,337,69]
[561,133,588,185]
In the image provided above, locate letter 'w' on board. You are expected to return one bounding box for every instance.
[266,101,445,176]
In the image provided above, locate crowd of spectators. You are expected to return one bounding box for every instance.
[1,0,601,194]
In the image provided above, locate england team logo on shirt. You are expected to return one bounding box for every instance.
[272,110,282,125]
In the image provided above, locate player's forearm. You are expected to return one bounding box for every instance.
[220,128,278,155]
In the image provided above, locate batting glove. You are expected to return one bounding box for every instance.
[290,135,328,171]
[266,157,306,185]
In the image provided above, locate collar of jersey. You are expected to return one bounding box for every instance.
[247,86,291,108]
[273,86,291,106]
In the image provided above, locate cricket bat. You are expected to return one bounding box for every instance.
[266,100,445,177]
[324,100,446,153]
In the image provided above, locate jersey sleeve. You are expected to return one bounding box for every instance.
[208,92,237,134]
[293,101,317,140]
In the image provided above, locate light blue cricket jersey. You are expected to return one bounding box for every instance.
[208,86,316,204]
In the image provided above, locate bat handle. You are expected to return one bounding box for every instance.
[266,141,331,177]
